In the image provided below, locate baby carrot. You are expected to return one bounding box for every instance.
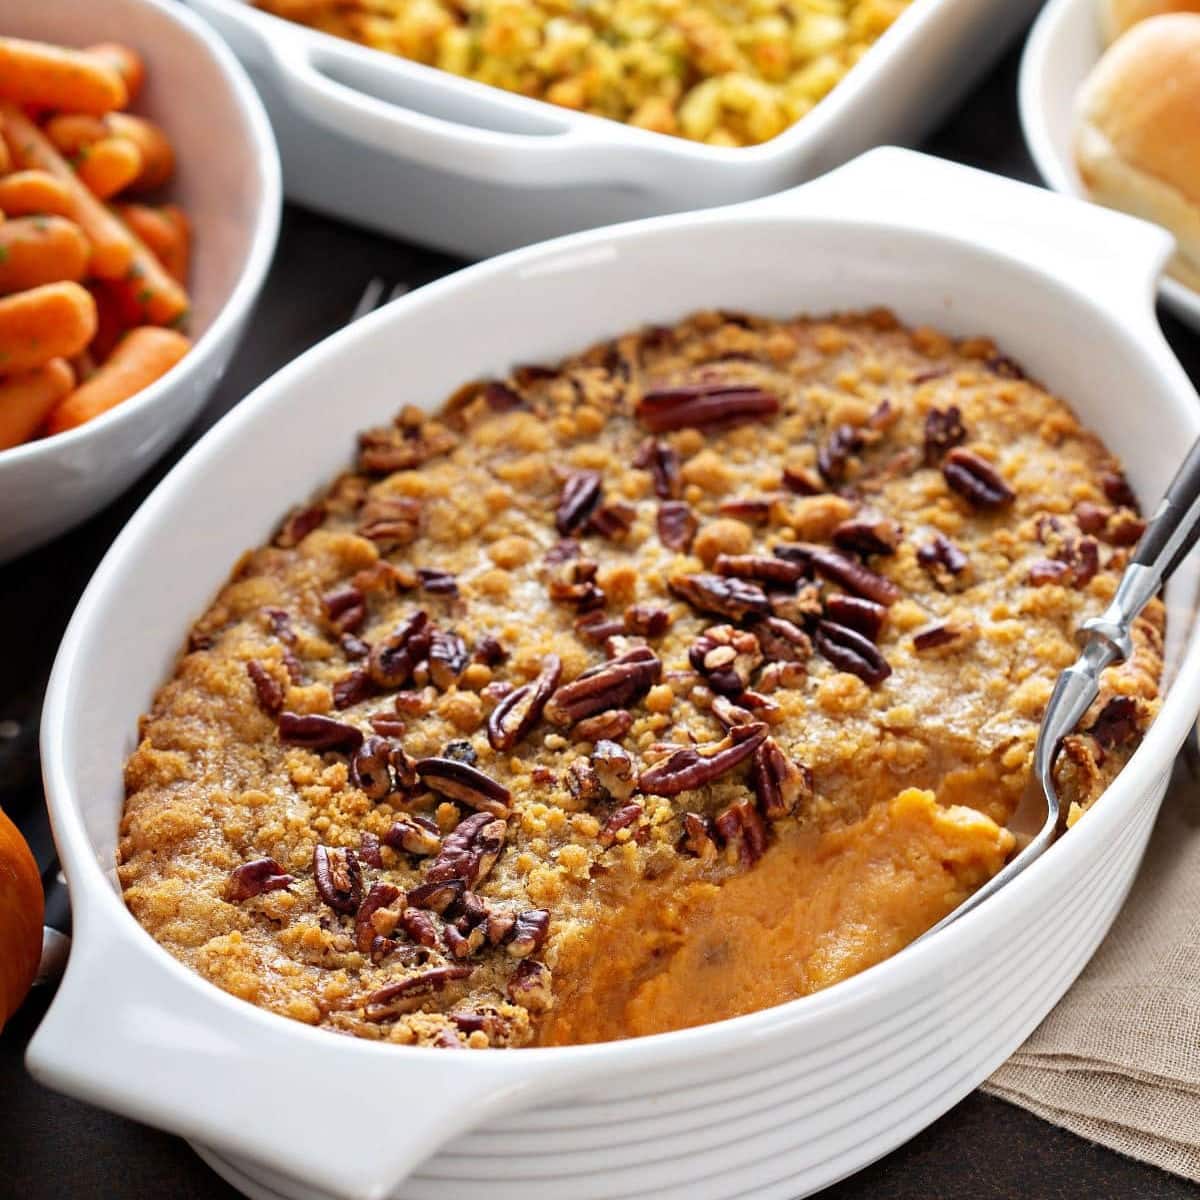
[116,203,189,283]
[75,137,143,201]
[85,43,145,106]
[0,357,74,450]
[0,171,74,218]
[1,106,135,278]
[105,114,174,191]
[0,37,127,115]
[0,216,89,294]
[0,135,9,175]
[43,113,106,158]
[109,225,190,327]
[46,325,189,434]
[0,281,97,373]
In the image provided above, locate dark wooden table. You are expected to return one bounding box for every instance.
[3,35,1199,1200]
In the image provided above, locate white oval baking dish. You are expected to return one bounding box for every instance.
[28,148,1200,1200]
[1019,0,1200,333]
[183,0,1040,257]
[0,0,281,563]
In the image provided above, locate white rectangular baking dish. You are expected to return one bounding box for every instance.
[27,148,1200,1200]
[184,0,1040,257]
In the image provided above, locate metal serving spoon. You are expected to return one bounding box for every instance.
[923,437,1200,940]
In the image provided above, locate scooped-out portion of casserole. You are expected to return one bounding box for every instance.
[118,308,1163,1048]
[253,0,912,147]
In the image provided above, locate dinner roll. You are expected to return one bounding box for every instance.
[1076,14,1200,291]
[1100,0,1200,42]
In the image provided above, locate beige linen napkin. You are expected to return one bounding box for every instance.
[984,761,1200,1180]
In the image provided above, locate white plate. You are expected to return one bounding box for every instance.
[26,149,1200,1200]
[1019,0,1200,332]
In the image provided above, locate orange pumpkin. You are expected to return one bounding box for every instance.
[0,806,43,1029]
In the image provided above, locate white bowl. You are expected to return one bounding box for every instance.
[0,0,281,564]
[185,0,1041,257]
[28,148,1200,1200]
[1018,0,1200,332]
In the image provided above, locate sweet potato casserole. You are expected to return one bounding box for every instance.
[118,308,1163,1048]
[253,0,912,147]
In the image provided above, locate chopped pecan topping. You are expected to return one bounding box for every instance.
[677,811,719,859]
[429,629,469,689]
[574,709,634,743]
[333,668,375,710]
[587,502,637,539]
[592,739,636,800]
[274,503,326,548]
[768,583,823,625]
[782,464,823,495]
[425,812,507,887]
[383,814,442,857]
[711,695,754,729]
[505,909,550,957]
[657,500,698,552]
[911,620,975,654]
[634,437,682,498]
[718,496,775,523]
[246,660,283,715]
[357,493,422,548]
[398,906,442,946]
[507,958,553,1012]
[1028,535,1100,590]
[636,381,780,433]
[575,611,625,643]
[545,647,661,726]
[758,661,807,693]
[1088,695,1140,749]
[923,406,966,462]
[713,554,807,587]
[942,448,1014,508]
[264,607,297,645]
[391,745,419,792]
[367,611,431,690]
[755,615,812,664]
[359,831,383,868]
[278,712,364,754]
[364,966,473,1021]
[639,722,767,797]
[1074,502,1109,535]
[566,759,607,806]
[393,689,433,717]
[669,572,770,621]
[917,533,969,584]
[987,354,1026,380]
[487,654,562,750]
[1109,511,1146,547]
[1101,470,1138,511]
[823,594,886,642]
[624,603,671,637]
[547,557,605,610]
[322,585,366,634]
[416,758,512,817]
[313,844,363,915]
[714,798,768,867]
[472,634,508,666]
[483,380,523,411]
[369,712,407,738]
[832,514,902,557]
[358,414,457,475]
[417,568,458,597]
[814,620,891,685]
[689,624,762,697]
[513,363,557,388]
[752,738,813,820]
[355,882,402,954]
[227,858,292,902]
[598,803,644,848]
[556,469,603,535]
[341,633,369,660]
[818,423,865,484]
[451,1007,512,1042]
[778,544,900,606]
[350,735,394,800]
[406,877,466,915]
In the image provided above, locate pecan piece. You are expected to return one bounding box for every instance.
[350,735,394,800]
[545,647,661,727]
[341,633,369,660]
[547,558,605,611]
[566,759,607,806]
[333,667,375,710]
[714,798,768,867]
[274,503,326,548]
[923,406,966,462]
[1101,470,1138,511]
[487,654,562,750]
[574,709,634,743]
[357,416,456,475]
[587,502,637,539]
[689,624,762,697]
[365,966,473,1021]
[824,594,887,642]
[814,620,891,685]
[418,568,458,597]
[942,448,1014,508]
[367,611,430,689]
[322,584,366,634]
[507,958,553,1012]
[634,437,682,498]
[752,739,813,820]
[429,629,469,689]
[782,465,823,495]
[416,757,512,817]
[313,845,362,915]
[818,423,864,484]
[556,469,603,536]
[790,545,900,606]
[575,611,625,643]
[357,493,422,548]
[505,909,550,957]
[383,814,442,857]
[636,382,780,433]
[359,831,383,868]
[246,660,283,715]
[668,572,770,621]
[711,695,754,729]
[406,877,466,916]
[768,583,822,626]
[369,713,407,738]
[592,739,637,800]
[713,554,806,588]
[832,514,902,557]
[278,712,364,754]
[624,603,671,637]
[473,634,508,667]
[755,615,812,664]
[398,906,442,947]
[718,496,775,523]
[917,532,969,583]
[598,803,643,849]
[639,723,768,797]
[425,812,507,887]
[355,882,402,955]
[227,858,292,902]
[657,501,698,552]
[911,619,976,655]
[677,812,719,859]
[1088,695,1140,749]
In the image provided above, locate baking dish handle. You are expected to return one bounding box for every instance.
[265,29,660,191]
[750,146,1176,323]
[26,903,574,1200]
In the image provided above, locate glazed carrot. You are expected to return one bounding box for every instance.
[105,114,173,191]
[0,281,97,372]
[75,137,142,201]
[0,357,74,449]
[46,326,189,434]
[0,171,74,218]
[0,216,89,294]
[116,203,189,283]
[0,135,9,175]
[109,225,190,327]
[1,106,135,278]
[43,114,106,158]
[0,37,127,115]
[85,43,145,106]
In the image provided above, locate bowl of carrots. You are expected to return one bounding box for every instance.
[0,0,280,563]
